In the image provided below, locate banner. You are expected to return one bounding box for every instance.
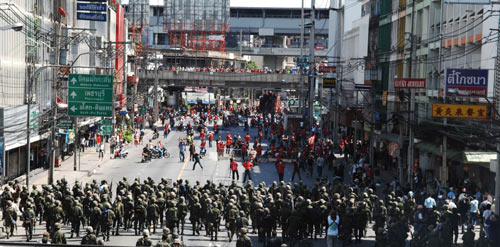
[432,104,487,119]
[445,68,488,97]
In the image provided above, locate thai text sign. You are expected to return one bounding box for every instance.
[394,78,426,89]
[432,104,487,119]
[445,68,488,97]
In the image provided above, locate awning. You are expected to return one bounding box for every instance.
[414,142,463,162]
[464,152,497,164]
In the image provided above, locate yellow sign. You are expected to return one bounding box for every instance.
[432,104,487,119]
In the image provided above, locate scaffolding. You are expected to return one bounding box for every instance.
[163,0,230,52]
[126,0,150,55]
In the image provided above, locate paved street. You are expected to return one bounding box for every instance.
[0,119,354,246]
[1,119,479,247]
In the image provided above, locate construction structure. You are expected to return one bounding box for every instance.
[126,0,150,56]
[163,0,230,52]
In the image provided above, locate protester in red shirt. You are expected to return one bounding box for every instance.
[256,144,263,156]
[245,133,251,144]
[208,132,214,147]
[276,160,286,181]
[230,158,239,180]
[241,143,247,160]
[242,159,254,183]
[226,138,232,154]
[200,130,206,140]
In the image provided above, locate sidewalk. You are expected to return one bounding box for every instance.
[14,142,121,187]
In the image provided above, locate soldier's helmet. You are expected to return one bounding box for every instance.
[212,202,218,207]
[105,203,112,209]
[240,227,248,234]
[143,229,150,236]
[86,226,94,233]
[179,197,185,203]
[163,227,171,234]
[55,223,61,230]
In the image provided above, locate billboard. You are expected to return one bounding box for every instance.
[394,78,426,89]
[445,68,488,97]
[432,104,487,119]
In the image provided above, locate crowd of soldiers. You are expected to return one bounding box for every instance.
[0,173,389,247]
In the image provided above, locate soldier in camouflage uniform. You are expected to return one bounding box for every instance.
[134,198,147,235]
[51,223,67,244]
[165,200,178,234]
[189,196,202,235]
[70,200,84,238]
[81,226,98,245]
[226,202,239,242]
[113,195,124,235]
[208,201,221,241]
[146,198,159,233]
[101,202,115,241]
[22,203,36,241]
[236,227,252,247]
[177,196,188,235]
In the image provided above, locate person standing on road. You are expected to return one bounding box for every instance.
[208,132,214,147]
[164,123,169,139]
[291,160,302,181]
[276,160,285,182]
[192,153,203,170]
[242,159,254,183]
[316,155,325,177]
[327,210,339,247]
[230,158,239,180]
[178,140,185,162]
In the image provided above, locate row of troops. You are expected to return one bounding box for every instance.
[1,176,389,247]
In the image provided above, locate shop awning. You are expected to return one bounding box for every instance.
[414,142,463,162]
[464,152,497,164]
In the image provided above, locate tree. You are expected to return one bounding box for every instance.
[245,60,258,70]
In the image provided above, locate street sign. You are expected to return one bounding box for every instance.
[432,104,487,119]
[77,3,107,11]
[100,125,112,135]
[140,106,147,115]
[394,78,426,89]
[77,12,107,22]
[57,118,74,129]
[445,68,488,97]
[99,120,112,125]
[323,78,337,88]
[319,65,336,74]
[68,74,113,117]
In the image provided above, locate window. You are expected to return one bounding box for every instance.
[158,34,167,45]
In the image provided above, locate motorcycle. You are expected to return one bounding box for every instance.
[152,132,159,140]
[141,152,152,163]
[114,147,128,159]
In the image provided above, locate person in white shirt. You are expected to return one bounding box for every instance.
[424,194,436,209]
[483,204,493,239]
[327,210,340,247]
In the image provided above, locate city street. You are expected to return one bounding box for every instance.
[1,119,376,247]
[1,118,480,246]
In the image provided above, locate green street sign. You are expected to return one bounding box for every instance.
[99,120,112,125]
[68,74,113,117]
[101,125,112,135]
[57,118,74,129]
[140,106,147,115]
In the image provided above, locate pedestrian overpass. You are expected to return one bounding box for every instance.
[137,70,302,89]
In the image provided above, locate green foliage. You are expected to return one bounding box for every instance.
[245,60,258,70]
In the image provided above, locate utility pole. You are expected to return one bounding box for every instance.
[329,0,341,143]
[494,2,500,215]
[154,56,160,124]
[299,0,305,116]
[439,0,448,187]
[48,3,61,185]
[407,0,417,189]
[308,0,316,127]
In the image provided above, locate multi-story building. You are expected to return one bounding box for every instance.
[0,0,129,180]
